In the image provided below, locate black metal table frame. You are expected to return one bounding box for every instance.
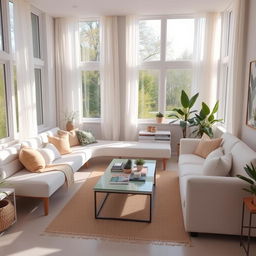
[94,164,156,223]
[94,190,153,223]
[240,201,256,256]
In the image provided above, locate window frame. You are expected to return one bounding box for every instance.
[79,18,101,122]
[217,7,233,127]
[137,15,195,122]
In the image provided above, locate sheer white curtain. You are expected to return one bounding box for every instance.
[14,0,38,138]
[226,0,245,136]
[100,16,120,140]
[124,16,138,141]
[192,13,221,110]
[55,18,82,129]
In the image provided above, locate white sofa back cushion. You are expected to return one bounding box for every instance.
[38,143,61,165]
[230,141,256,176]
[221,133,240,154]
[202,152,232,176]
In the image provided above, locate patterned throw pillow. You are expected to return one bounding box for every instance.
[76,130,97,146]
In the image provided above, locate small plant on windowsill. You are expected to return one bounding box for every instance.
[237,163,256,205]
[156,112,164,124]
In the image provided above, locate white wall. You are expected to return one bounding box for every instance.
[240,0,256,151]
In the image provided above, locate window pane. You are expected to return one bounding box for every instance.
[9,1,15,53]
[13,65,19,131]
[138,70,159,119]
[34,68,43,125]
[80,21,100,62]
[166,19,194,61]
[0,1,4,51]
[166,69,192,113]
[82,71,101,118]
[139,20,161,62]
[0,64,8,138]
[31,13,41,58]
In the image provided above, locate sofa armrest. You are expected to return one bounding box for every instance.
[182,175,248,235]
[179,138,200,155]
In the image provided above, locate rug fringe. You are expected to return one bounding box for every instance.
[41,231,192,247]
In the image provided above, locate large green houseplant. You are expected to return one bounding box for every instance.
[168,90,199,138]
[237,163,256,205]
[188,101,223,138]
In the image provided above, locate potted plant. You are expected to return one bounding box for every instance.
[123,159,132,174]
[64,111,78,131]
[135,159,145,171]
[156,112,164,123]
[188,101,223,138]
[237,163,256,205]
[168,90,199,138]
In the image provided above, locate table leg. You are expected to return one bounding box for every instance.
[240,202,245,246]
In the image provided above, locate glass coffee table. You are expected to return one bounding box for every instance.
[94,159,157,223]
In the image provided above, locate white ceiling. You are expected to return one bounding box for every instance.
[29,0,231,17]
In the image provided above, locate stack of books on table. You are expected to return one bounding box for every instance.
[111,162,124,171]
[109,174,130,184]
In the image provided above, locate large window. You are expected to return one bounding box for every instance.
[138,17,194,119]
[31,10,45,126]
[79,20,101,118]
[218,9,233,124]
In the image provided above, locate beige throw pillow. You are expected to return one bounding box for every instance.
[57,129,79,147]
[194,134,222,158]
[48,134,71,155]
[19,146,46,172]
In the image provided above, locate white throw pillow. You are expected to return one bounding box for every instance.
[38,143,61,165]
[206,147,224,160]
[202,152,232,176]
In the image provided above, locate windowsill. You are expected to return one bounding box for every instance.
[138,118,180,126]
[82,118,101,124]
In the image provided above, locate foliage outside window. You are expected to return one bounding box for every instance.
[79,20,101,118]
[138,17,194,119]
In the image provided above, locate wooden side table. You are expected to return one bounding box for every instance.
[240,197,256,256]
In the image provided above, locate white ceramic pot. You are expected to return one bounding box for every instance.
[136,165,143,171]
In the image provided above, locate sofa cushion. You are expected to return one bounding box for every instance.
[194,137,222,158]
[179,164,203,177]
[38,143,61,165]
[221,133,240,154]
[5,169,65,197]
[230,141,256,176]
[48,134,72,155]
[76,130,97,145]
[206,147,224,159]
[19,147,46,172]
[58,129,79,147]
[179,154,205,165]
[202,153,232,176]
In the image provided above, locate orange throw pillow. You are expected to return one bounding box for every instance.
[19,146,46,172]
[57,129,79,147]
[48,134,72,155]
[194,134,222,158]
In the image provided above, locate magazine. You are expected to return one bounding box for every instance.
[109,174,130,184]
[111,162,125,171]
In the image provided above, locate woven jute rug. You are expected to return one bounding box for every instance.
[44,168,190,245]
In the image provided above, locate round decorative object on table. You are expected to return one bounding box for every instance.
[133,171,141,178]
[66,121,74,131]
[0,200,15,232]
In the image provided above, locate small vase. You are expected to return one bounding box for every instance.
[136,165,143,171]
[66,121,74,131]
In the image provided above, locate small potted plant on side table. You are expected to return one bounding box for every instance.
[135,159,145,171]
[237,163,256,205]
[156,112,164,123]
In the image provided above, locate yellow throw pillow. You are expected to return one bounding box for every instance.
[57,129,79,147]
[48,134,72,155]
[194,134,222,158]
[19,146,46,172]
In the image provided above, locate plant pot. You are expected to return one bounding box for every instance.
[0,200,15,232]
[123,168,132,174]
[253,195,256,205]
[66,121,74,131]
[136,165,143,171]
[156,117,164,124]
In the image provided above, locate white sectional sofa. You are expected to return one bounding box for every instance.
[0,127,171,215]
[179,133,256,236]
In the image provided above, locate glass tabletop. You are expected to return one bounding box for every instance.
[94,159,156,194]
